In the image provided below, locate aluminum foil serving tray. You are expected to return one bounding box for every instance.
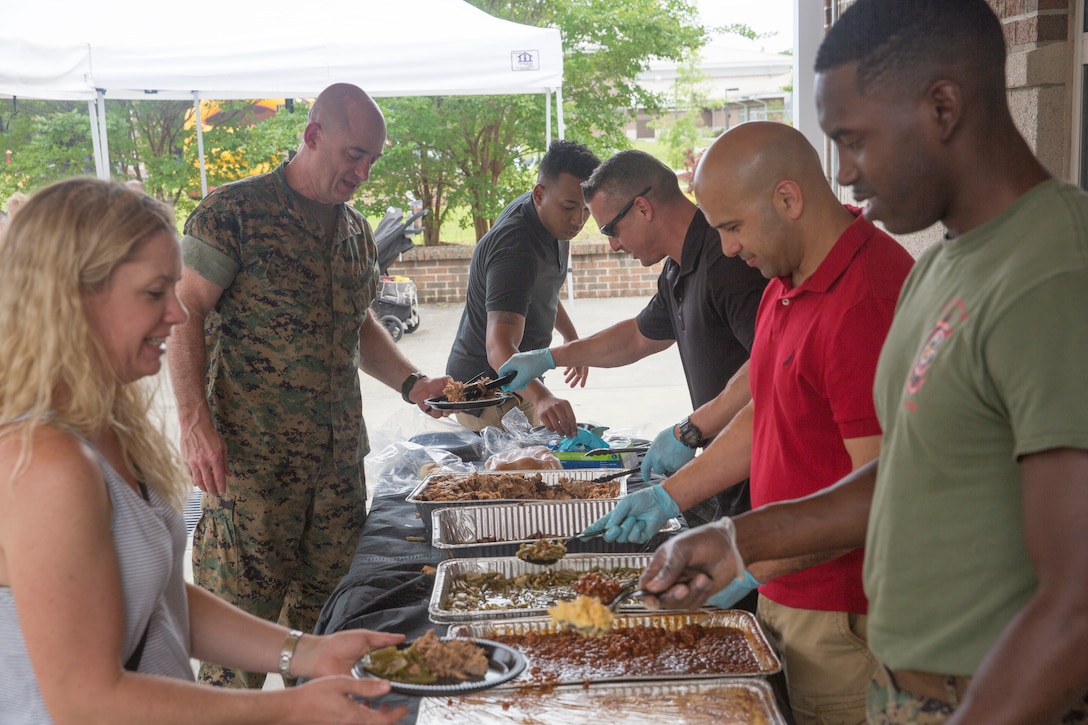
[428,553,655,623]
[449,609,781,687]
[407,469,630,533]
[429,500,681,559]
[416,677,788,724]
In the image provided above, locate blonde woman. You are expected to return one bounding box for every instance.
[0,178,408,724]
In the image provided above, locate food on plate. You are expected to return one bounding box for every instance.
[547,595,614,636]
[515,538,567,564]
[418,471,618,502]
[443,566,642,613]
[443,378,499,403]
[491,624,763,683]
[363,630,489,685]
[571,571,625,604]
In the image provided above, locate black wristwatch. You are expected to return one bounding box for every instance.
[676,416,707,449]
[401,371,427,404]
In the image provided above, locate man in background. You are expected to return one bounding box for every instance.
[446,140,599,439]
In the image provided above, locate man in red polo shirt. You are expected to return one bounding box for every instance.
[597,121,913,725]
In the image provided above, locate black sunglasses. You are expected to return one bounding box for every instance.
[598,186,651,238]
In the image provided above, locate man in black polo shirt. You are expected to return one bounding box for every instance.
[446,140,600,438]
[500,150,768,527]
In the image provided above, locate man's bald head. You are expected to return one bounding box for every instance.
[309,83,385,137]
[695,122,826,209]
[289,83,387,204]
[694,122,852,282]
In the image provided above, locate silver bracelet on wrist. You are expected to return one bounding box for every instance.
[279,629,304,680]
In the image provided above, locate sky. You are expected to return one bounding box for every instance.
[695,0,795,53]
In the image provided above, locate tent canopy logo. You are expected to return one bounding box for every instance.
[511,50,539,71]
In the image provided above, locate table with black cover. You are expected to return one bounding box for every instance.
[312,472,789,724]
[312,471,667,721]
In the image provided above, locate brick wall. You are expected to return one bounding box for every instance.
[383,242,666,305]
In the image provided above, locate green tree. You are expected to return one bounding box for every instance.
[0,99,95,203]
[652,49,715,179]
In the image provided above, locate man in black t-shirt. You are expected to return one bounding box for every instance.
[446,140,600,438]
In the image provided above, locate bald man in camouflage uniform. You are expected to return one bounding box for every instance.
[168,83,450,689]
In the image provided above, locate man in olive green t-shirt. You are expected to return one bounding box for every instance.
[637,2,1088,723]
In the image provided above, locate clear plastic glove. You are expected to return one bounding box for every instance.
[581,484,680,544]
[639,518,748,611]
[498,349,555,391]
[705,569,761,609]
[641,424,696,481]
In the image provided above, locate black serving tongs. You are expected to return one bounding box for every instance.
[460,370,516,400]
[584,444,650,456]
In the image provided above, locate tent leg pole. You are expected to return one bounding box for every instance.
[95,90,111,180]
[545,90,552,149]
[556,87,565,140]
[193,92,209,198]
[88,99,106,180]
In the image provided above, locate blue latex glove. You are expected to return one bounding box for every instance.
[498,349,555,392]
[581,484,680,544]
[640,424,696,481]
[557,428,610,452]
[705,569,761,609]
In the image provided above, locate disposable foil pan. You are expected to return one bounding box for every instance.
[428,553,655,623]
[407,469,629,533]
[416,677,787,725]
[448,609,781,686]
[429,500,681,559]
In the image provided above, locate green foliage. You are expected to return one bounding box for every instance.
[0,100,94,202]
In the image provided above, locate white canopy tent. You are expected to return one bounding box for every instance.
[0,0,565,193]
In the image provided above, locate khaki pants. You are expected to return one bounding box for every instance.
[192,459,365,688]
[758,596,878,725]
[455,394,539,433]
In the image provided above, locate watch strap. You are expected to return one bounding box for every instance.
[401,371,426,404]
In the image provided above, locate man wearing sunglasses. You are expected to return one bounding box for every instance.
[500,150,767,532]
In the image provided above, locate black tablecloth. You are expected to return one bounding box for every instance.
[312,474,787,724]
[313,472,673,720]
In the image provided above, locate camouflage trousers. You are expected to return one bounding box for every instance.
[867,663,1088,723]
[192,458,365,689]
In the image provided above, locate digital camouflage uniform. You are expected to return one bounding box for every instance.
[182,162,377,688]
[867,666,1087,724]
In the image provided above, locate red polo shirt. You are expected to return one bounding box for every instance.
[750,209,913,613]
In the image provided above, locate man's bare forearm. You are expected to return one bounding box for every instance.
[736,460,877,566]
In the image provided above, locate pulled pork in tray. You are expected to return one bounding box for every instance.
[364,629,488,684]
[419,471,619,502]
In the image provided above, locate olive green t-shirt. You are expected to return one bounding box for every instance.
[866,179,1088,674]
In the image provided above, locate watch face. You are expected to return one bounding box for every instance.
[678,419,702,448]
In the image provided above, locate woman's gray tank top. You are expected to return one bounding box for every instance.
[0,439,193,723]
